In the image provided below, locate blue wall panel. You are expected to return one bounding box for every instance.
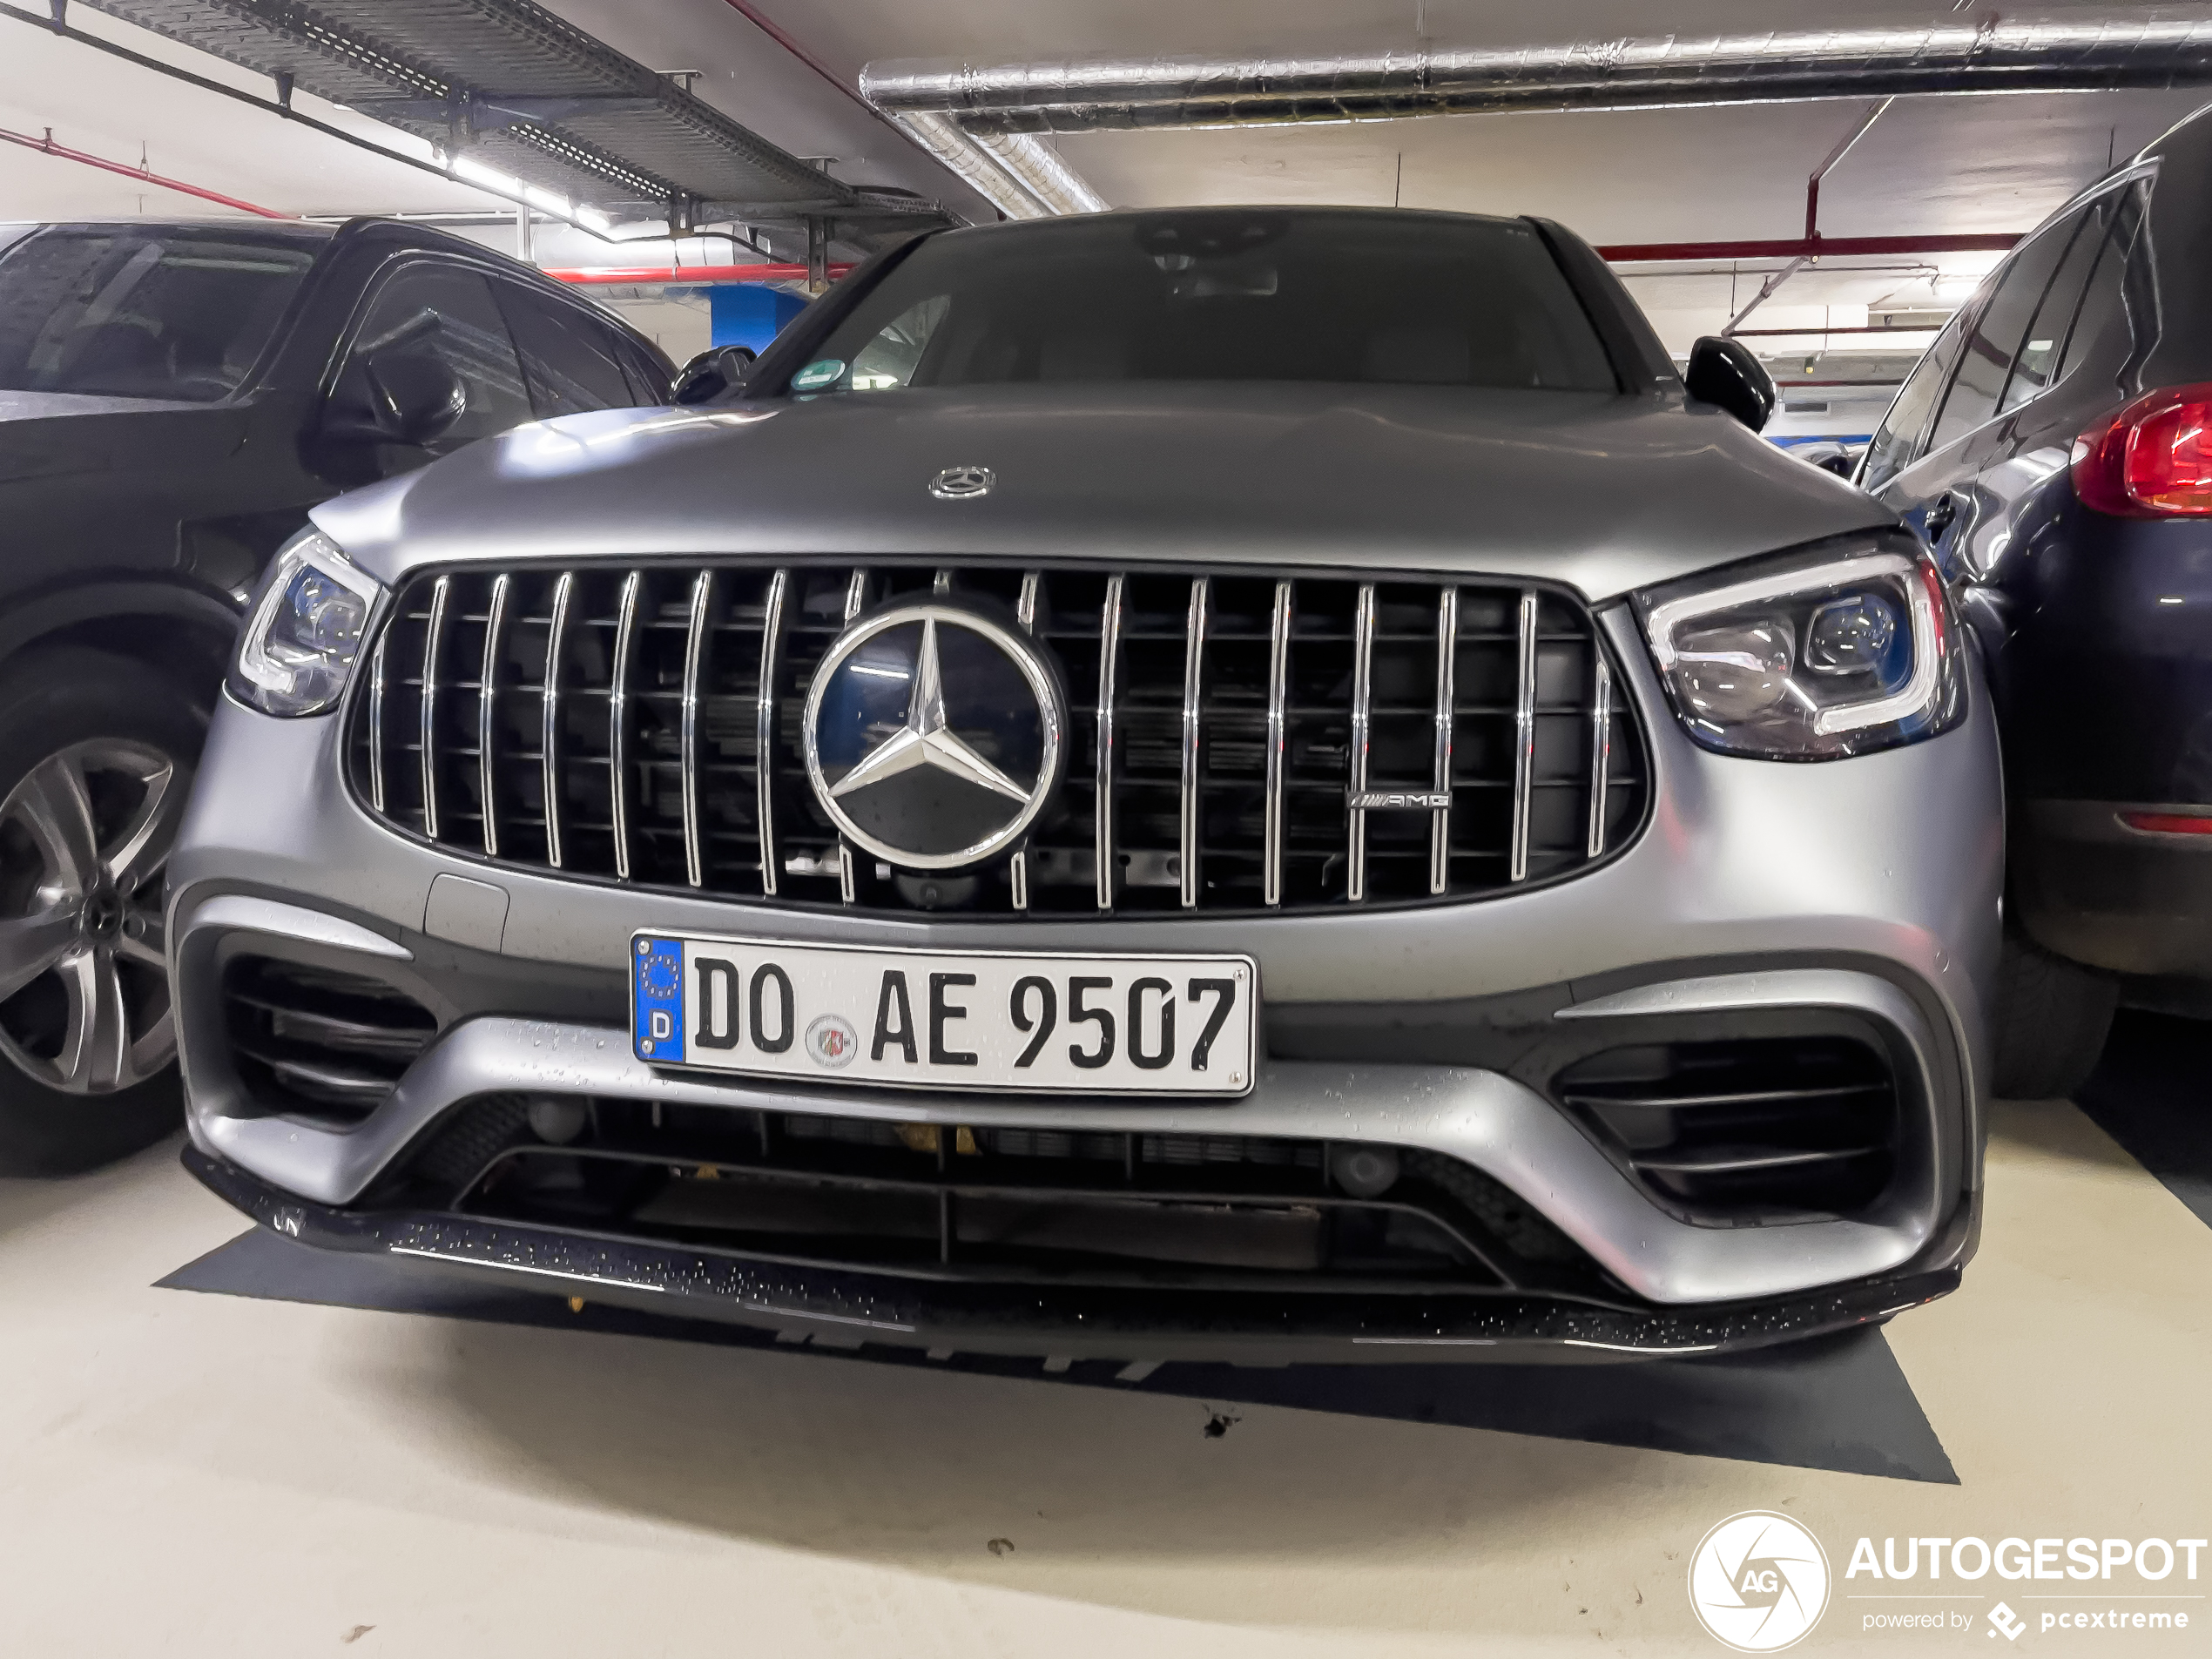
[711,285,808,353]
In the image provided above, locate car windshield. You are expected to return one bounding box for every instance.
[788,209,1618,396]
[0,226,318,401]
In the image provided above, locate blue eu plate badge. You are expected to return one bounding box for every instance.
[632,935,685,1063]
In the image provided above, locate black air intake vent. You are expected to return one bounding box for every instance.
[1553,1036,1898,1223]
[224,957,438,1123]
[403,1095,1595,1292]
[346,562,1644,917]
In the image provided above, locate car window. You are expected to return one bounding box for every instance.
[2054,184,2148,388]
[1925,219,2082,453]
[2000,199,2117,414]
[792,210,1618,395]
[496,283,637,416]
[0,226,315,401]
[325,261,533,464]
[617,341,672,406]
[846,296,951,390]
[1860,314,1968,491]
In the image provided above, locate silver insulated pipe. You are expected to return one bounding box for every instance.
[865,18,2212,135]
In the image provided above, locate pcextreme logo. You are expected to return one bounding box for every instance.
[1689,1511,1833,1652]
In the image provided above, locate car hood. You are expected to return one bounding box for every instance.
[0,389,246,483]
[314,382,1893,601]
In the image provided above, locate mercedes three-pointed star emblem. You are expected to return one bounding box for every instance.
[826,617,1030,806]
[800,601,1064,871]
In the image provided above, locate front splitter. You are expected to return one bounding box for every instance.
[184,1144,1959,1366]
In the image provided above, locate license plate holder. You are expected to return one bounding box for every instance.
[631,933,1258,1097]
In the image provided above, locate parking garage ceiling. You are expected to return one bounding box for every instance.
[7,0,2212,346]
[60,0,960,247]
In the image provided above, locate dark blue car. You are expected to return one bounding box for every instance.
[1860,101,2212,1096]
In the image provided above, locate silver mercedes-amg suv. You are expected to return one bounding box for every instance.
[169,207,2001,1364]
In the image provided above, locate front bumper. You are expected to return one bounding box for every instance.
[168,609,2005,1356]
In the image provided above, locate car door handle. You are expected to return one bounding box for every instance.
[1923,495,1958,543]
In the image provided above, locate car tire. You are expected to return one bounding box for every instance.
[0,648,206,1174]
[1990,928,2118,1102]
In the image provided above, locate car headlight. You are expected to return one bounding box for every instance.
[1636,536,1966,760]
[227,529,384,718]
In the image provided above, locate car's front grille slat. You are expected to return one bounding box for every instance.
[418,574,450,842]
[541,571,573,869]
[679,570,713,889]
[1263,578,1292,906]
[1345,581,1377,902]
[365,633,389,814]
[477,573,510,860]
[1430,586,1458,895]
[1587,653,1614,859]
[1179,576,1207,909]
[756,568,789,897]
[606,570,643,882]
[1509,588,1539,884]
[1095,572,1124,912]
[349,562,1644,918]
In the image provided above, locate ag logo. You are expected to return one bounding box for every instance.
[1688,1512,1831,1652]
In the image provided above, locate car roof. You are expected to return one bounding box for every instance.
[9,219,339,249]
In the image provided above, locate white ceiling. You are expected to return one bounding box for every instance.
[3,0,2208,357]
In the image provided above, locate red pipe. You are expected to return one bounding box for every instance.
[1730,324,1943,337]
[1600,233,2018,263]
[544,261,854,285]
[0,124,291,219]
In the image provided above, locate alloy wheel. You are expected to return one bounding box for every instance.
[0,738,185,1095]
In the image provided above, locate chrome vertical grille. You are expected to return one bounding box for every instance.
[1429,587,1459,895]
[349,563,1644,917]
[754,570,788,896]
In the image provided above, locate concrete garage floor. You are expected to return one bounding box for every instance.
[1,1020,2207,1656]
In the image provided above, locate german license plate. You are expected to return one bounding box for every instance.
[631,934,1257,1096]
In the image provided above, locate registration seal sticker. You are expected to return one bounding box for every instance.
[632,935,685,1063]
[806,1014,860,1069]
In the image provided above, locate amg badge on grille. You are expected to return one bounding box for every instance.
[1348,789,1453,812]
[802,602,1065,871]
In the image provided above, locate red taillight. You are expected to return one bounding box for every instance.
[2119,810,2212,835]
[2074,384,2212,516]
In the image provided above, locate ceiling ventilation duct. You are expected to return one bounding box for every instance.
[873,109,1105,219]
[863,17,2212,215]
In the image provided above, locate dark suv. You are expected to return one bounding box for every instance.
[0,217,671,1170]
[1858,102,2212,1098]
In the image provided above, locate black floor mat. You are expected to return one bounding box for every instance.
[2076,1010,2212,1232]
[160,1226,1957,1483]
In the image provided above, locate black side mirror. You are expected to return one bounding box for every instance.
[673,344,758,405]
[363,354,468,446]
[1813,451,1858,478]
[1684,336,1776,433]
